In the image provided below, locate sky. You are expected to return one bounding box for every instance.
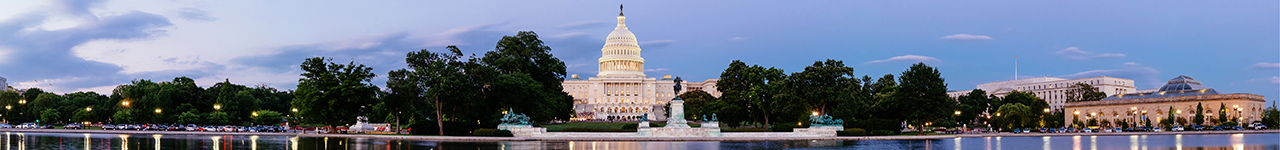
[0,0,1276,106]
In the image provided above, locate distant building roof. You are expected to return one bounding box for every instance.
[1102,75,1219,101]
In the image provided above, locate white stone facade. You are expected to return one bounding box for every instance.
[948,76,1137,110]
[561,7,721,121]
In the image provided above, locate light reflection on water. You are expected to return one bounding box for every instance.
[0,132,1273,149]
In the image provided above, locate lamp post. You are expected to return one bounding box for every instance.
[213,104,221,111]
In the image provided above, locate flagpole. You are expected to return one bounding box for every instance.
[1015,56,1018,80]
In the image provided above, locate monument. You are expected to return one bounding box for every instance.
[664,77,691,128]
[347,106,376,133]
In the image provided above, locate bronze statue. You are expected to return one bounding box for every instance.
[673,77,683,94]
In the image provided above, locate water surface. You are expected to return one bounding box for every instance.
[0,132,1276,149]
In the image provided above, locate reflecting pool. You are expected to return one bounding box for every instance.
[0,132,1275,149]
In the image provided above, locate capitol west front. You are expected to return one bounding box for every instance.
[561,8,720,121]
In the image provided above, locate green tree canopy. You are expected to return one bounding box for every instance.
[894,63,953,134]
[292,57,379,130]
[1065,83,1106,102]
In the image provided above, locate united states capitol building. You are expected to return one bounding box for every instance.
[561,8,720,121]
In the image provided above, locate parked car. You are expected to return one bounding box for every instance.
[1171,126,1184,131]
[1212,126,1224,130]
[17,123,38,129]
[1251,123,1268,130]
[0,124,12,128]
[1192,125,1205,131]
[63,123,83,129]
[102,125,116,130]
[185,124,198,131]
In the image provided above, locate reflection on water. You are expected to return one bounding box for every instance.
[0,132,1274,149]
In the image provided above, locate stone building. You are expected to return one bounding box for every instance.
[561,7,720,121]
[1063,75,1267,127]
[948,76,1137,110]
[0,76,8,92]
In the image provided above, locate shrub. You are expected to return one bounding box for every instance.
[559,128,637,132]
[621,124,638,129]
[721,128,772,132]
[472,129,513,137]
[838,128,867,136]
[847,119,901,135]
[872,130,895,135]
[771,124,798,132]
[647,123,702,128]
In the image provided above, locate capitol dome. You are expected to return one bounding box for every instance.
[597,5,646,78]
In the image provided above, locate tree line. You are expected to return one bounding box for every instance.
[291,31,573,135]
[0,77,291,126]
[679,60,954,134]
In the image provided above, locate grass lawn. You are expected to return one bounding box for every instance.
[541,122,637,132]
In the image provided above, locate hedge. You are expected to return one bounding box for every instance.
[472,129,513,137]
[559,128,638,132]
[721,128,772,132]
[837,128,867,136]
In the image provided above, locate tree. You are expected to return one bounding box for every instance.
[787,60,854,116]
[1064,83,1106,102]
[678,90,716,121]
[399,46,485,135]
[894,63,953,134]
[251,110,283,125]
[994,103,1033,129]
[1194,102,1205,125]
[1218,103,1228,124]
[483,31,573,122]
[718,60,789,126]
[1166,106,1175,127]
[1262,104,1278,128]
[957,89,991,125]
[112,109,134,124]
[176,112,201,125]
[292,57,379,132]
[206,112,231,125]
[39,109,59,124]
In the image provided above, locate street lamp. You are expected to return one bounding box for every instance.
[86,107,92,111]
[214,104,222,111]
[154,109,161,114]
[812,111,820,116]
[291,108,298,113]
[252,112,259,117]
[1044,108,1050,113]
[121,101,128,107]
[18,99,25,105]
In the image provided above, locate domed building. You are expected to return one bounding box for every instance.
[561,6,720,121]
[1064,75,1267,128]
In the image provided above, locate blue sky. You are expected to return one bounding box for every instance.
[0,0,1276,106]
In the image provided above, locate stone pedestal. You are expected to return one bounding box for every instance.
[664,98,690,128]
[497,124,532,131]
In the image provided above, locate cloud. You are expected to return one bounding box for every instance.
[49,0,108,19]
[940,34,993,41]
[558,20,608,30]
[639,40,673,49]
[730,37,747,41]
[175,8,216,22]
[0,8,174,93]
[864,55,941,64]
[550,32,588,40]
[1248,62,1280,70]
[645,68,669,72]
[1055,47,1126,60]
[1058,62,1162,88]
[1246,76,1280,85]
